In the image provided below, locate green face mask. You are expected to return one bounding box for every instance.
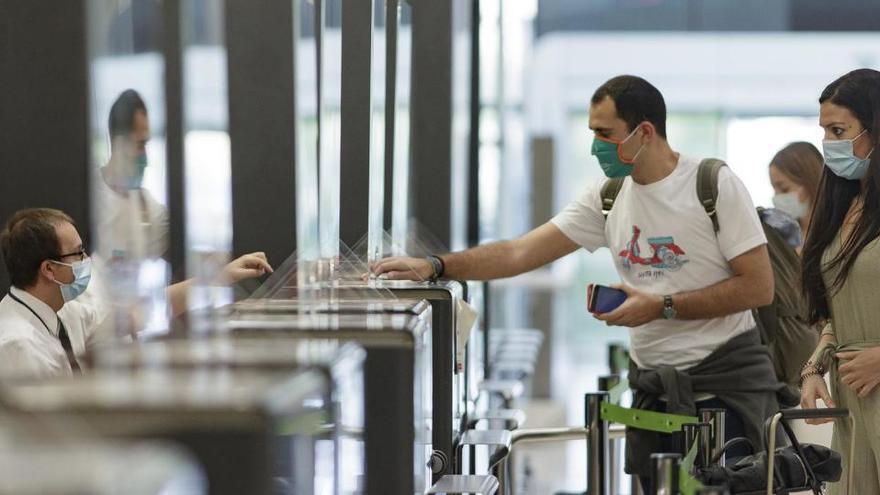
[591,126,644,178]
[123,153,148,190]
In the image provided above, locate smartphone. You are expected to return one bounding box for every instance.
[588,284,628,314]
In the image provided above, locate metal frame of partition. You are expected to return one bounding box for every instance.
[382,0,399,232]
[162,0,186,281]
[467,0,481,248]
[226,0,299,263]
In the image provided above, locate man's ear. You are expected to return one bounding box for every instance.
[39,260,57,283]
[638,121,657,142]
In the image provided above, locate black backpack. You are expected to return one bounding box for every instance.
[599,158,818,386]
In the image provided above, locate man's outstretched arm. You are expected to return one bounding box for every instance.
[371,222,580,281]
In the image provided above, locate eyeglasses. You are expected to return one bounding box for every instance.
[55,249,88,262]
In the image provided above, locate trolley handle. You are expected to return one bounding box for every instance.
[779,408,849,421]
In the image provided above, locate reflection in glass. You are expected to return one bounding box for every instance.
[87,0,170,339]
[391,0,412,252]
[297,0,321,291]
[367,0,388,265]
[319,0,343,262]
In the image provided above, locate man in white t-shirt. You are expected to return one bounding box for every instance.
[374,75,782,481]
[96,89,169,261]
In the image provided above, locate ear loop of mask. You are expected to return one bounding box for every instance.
[618,125,646,164]
[47,260,73,286]
[850,129,875,160]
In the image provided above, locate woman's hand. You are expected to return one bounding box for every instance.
[800,374,836,425]
[838,347,880,398]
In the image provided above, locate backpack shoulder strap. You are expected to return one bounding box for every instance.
[696,158,727,233]
[600,178,625,219]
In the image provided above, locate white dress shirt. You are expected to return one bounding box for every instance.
[0,287,100,379]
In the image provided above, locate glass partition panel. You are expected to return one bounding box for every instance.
[181,0,233,335]
[297,0,322,293]
[87,0,170,339]
[319,0,343,262]
[367,0,388,266]
[391,0,413,252]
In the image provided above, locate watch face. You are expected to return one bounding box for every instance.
[663,306,676,319]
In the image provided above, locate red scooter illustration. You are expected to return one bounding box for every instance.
[618,226,687,271]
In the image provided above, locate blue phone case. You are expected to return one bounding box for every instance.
[594,286,627,313]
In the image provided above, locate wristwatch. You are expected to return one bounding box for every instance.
[662,295,677,320]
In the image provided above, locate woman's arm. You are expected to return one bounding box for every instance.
[800,323,837,424]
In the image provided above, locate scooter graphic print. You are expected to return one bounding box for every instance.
[618,225,688,271]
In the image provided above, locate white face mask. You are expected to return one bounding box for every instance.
[772,191,808,220]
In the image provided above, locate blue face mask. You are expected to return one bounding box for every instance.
[822,129,874,180]
[50,258,92,302]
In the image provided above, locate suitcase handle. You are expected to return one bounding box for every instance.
[779,408,849,421]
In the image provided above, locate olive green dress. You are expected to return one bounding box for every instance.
[823,232,880,494]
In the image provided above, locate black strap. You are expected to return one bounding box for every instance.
[696,158,727,233]
[8,292,81,373]
[600,178,625,219]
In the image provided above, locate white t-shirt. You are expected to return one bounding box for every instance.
[551,155,766,370]
[94,172,169,260]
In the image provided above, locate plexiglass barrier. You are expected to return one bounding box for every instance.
[87,0,171,340]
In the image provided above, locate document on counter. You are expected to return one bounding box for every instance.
[455,299,478,373]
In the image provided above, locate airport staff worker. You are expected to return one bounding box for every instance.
[0,208,97,378]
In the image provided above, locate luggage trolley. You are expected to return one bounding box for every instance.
[758,408,854,495]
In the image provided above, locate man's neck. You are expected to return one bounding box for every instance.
[102,159,129,196]
[23,283,63,313]
[630,143,679,185]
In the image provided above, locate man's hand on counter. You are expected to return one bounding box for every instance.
[223,251,274,283]
[371,257,432,281]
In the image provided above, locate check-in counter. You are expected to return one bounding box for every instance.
[0,433,205,495]
[89,339,365,494]
[0,365,340,495]
[223,309,432,494]
[253,279,472,481]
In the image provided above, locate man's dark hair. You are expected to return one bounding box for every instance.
[591,75,667,139]
[0,208,74,289]
[108,89,147,137]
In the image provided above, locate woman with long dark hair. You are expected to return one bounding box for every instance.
[799,68,880,493]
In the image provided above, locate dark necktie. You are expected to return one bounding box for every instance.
[57,319,81,373]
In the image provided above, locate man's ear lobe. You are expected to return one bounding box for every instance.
[40,260,56,283]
